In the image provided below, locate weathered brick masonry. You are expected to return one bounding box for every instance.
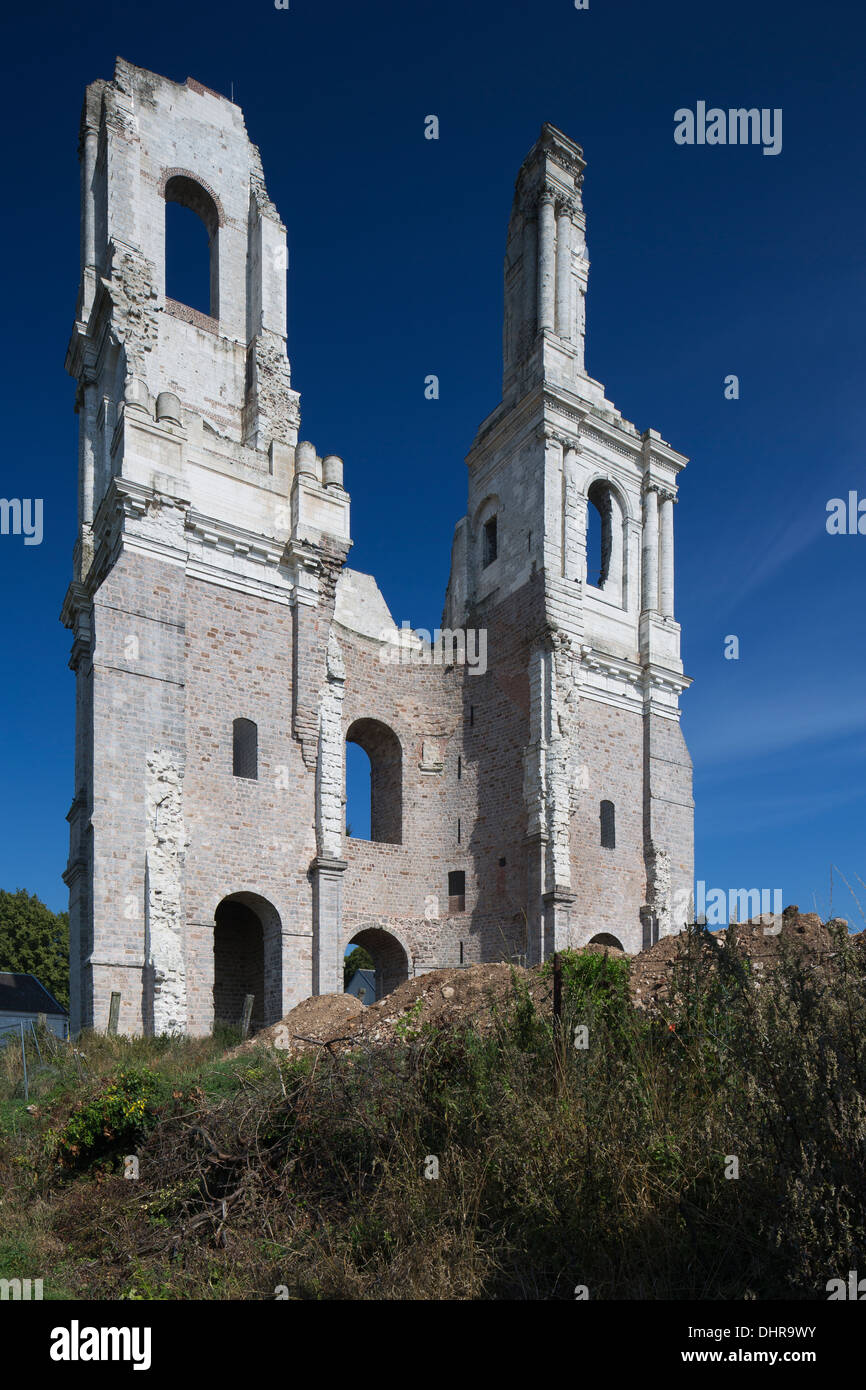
[62,61,693,1036]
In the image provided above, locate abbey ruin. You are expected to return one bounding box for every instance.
[62,59,693,1036]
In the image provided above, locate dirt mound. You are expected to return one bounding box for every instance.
[234,992,365,1055]
[629,907,856,1013]
[232,962,543,1059]
[356,962,538,1040]
[234,912,861,1056]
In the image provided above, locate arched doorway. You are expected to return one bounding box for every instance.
[587,932,625,951]
[213,893,282,1032]
[344,927,409,1003]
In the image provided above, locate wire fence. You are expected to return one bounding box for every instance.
[0,1018,83,1102]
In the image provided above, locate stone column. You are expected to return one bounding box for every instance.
[525,833,547,966]
[555,202,573,340]
[563,445,583,581]
[312,856,347,996]
[659,493,675,617]
[81,125,97,271]
[543,887,576,957]
[537,191,556,332]
[522,210,538,347]
[642,485,659,613]
[80,380,97,527]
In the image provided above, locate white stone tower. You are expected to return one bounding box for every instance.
[62,60,350,1035]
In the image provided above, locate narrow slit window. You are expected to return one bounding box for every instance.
[482,515,498,568]
[233,718,258,780]
[600,799,616,849]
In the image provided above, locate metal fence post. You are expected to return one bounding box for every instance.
[20,1020,29,1103]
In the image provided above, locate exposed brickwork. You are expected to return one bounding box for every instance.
[62,63,694,1036]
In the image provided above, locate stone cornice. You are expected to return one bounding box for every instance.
[577,645,691,704]
[579,645,644,688]
[60,581,94,670]
[641,428,688,473]
[538,122,586,180]
[185,508,284,565]
[643,663,693,695]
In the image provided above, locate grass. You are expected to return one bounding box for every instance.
[1,927,865,1299]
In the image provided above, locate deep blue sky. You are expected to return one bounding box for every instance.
[2,0,864,926]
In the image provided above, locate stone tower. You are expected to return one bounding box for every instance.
[442,122,693,966]
[62,65,692,1037]
[62,60,350,1035]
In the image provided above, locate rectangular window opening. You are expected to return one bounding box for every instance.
[482,516,498,568]
[448,870,466,914]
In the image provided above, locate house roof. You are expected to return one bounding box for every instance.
[0,972,68,1016]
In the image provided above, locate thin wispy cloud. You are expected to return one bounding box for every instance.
[723,513,825,613]
[689,692,866,767]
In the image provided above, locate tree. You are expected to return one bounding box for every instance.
[343,945,374,990]
[0,889,69,1010]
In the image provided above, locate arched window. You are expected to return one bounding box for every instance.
[233,718,258,780]
[163,172,221,320]
[600,799,615,849]
[587,480,613,588]
[345,741,371,839]
[585,479,625,602]
[345,718,402,844]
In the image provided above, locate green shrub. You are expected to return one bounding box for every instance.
[45,1068,165,1172]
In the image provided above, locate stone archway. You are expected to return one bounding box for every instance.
[587,932,625,951]
[345,926,410,1003]
[213,892,282,1031]
[345,718,403,844]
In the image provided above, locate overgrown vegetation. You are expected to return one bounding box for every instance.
[1,928,865,1299]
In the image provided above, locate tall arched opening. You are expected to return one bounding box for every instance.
[213,892,282,1032]
[345,718,403,844]
[163,171,222,319]
[344,927,409,1003]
